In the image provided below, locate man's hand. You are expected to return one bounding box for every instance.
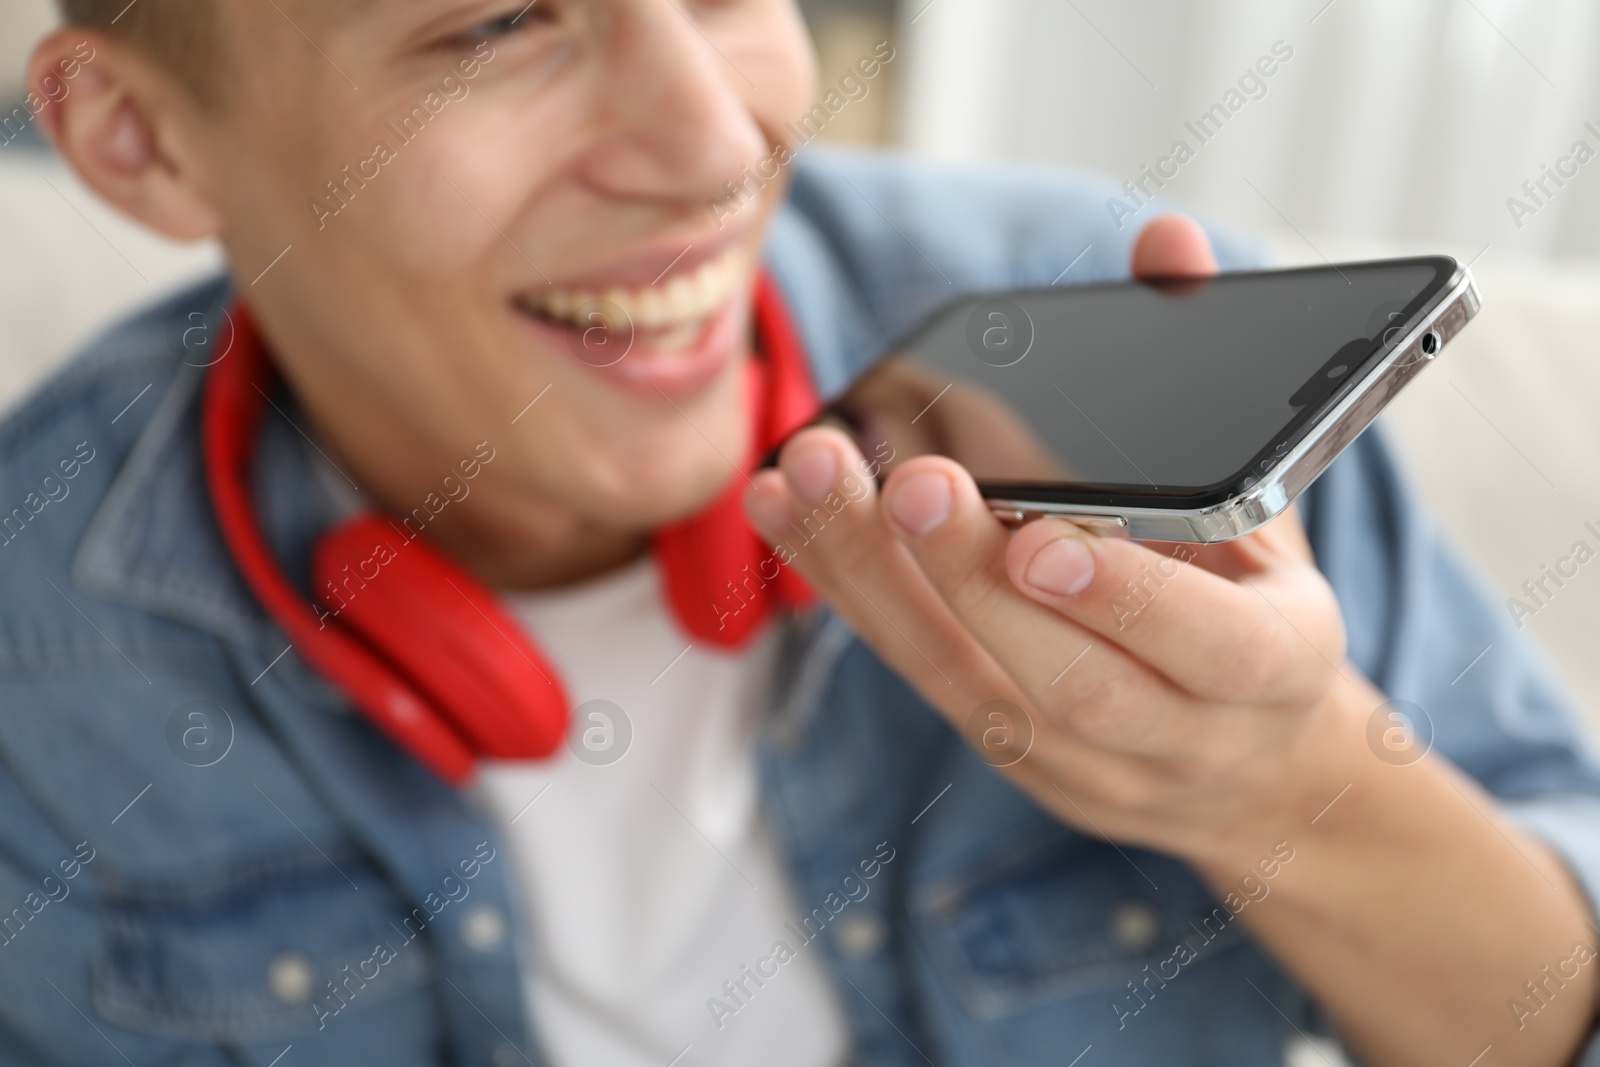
[742,215,1600,1067]
[743,214,1348,867]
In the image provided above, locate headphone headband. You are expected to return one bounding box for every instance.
[202,273,819,783]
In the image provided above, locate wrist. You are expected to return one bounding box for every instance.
[1186,671,1377,878]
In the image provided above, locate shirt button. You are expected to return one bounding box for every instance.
[462,904,508,952]
[1108,900,1160,953]
[833,912,887,958]
[266,951,315,1004]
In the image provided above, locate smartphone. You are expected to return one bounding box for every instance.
[790,256,1480,542]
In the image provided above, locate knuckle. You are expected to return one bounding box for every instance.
[1054,668,1126,743]
[1217,617,1297,700]
[1103,551,1189,634]
[789,504,885,578]
[940,556,1010,620]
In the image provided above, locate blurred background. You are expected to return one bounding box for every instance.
[2,0,1598,744]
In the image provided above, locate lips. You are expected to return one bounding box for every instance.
[512,245,752,400]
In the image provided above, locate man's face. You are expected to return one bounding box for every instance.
[195,0,817,531]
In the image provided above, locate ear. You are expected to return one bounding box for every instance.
[27,28,222,242]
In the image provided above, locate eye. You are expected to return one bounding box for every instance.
[459,3,544,43]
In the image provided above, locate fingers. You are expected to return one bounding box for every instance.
[746,432,1190,793]
[874,453,1339,710]
[1132,214,1218,279]
[873,453,1202,753]
[743,426,1014,713]
[1001,514,1342,706]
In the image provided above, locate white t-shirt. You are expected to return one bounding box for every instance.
[468,554,852,1067]
[298,435,850,1064]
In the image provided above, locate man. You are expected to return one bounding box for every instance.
[3,1,1598,1065]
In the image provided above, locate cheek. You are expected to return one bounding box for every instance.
[727,5,820,134]
[217,96,511,286]
[321,139,505,277]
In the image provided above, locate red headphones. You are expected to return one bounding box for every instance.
[204,272,819,784]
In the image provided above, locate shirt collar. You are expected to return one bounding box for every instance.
[70,291,351,652]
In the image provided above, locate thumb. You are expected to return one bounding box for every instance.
[1131,214,1218,279]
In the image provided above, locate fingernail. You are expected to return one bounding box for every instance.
[887,471,952,536]
[743,486,790,539]
[1025,536,1095,596]
[787,444,838,505]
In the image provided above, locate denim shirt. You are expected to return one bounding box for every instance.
[2,148,1599,1067]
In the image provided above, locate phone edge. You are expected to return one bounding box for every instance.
[985,262,1483,543]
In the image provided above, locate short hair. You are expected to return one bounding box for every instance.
[55,0,219,103]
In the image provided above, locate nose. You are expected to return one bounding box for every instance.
[577,0,771,206]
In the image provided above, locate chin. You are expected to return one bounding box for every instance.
[532,406,745,530]
[612,450,746,528]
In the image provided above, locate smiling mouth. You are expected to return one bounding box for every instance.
[514,245,750,350]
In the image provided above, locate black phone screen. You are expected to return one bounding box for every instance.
[824,257,1458,509]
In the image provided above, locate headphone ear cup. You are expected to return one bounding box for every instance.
[314,515,569,761]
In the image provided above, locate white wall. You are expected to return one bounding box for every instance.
[0,0,56,100]
[894,0,1600,260]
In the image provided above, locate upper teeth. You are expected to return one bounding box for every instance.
[530,247,747,331]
